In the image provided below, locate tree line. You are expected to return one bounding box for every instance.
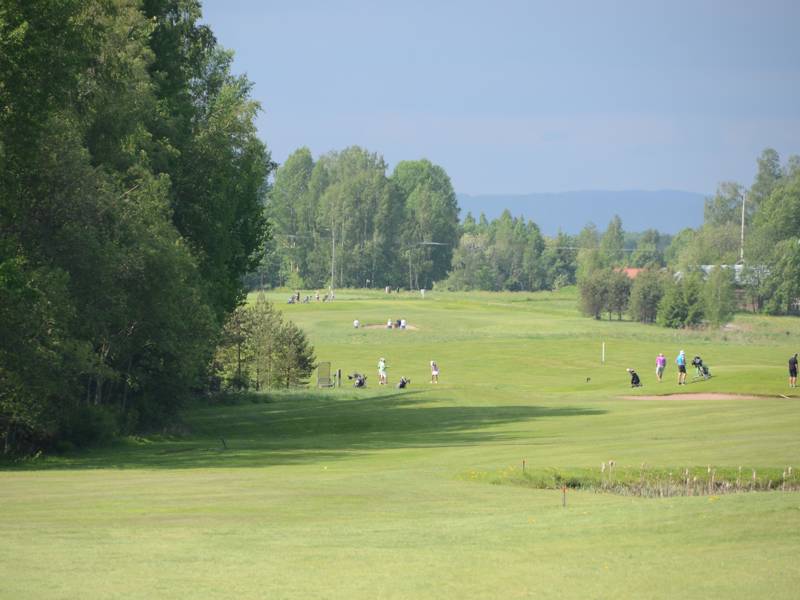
[0,0,275,454]
[262,149,675,295]
[263,146,800,329]
[577,148,800,326]
[257,147,461,291]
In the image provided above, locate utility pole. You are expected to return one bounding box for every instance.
[330,224,335,298]
[740,191,746,263]
[408,250,413,290]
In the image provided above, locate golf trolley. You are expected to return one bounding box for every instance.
[691,356,711,381]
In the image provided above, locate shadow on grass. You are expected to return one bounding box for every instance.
[1,389,605,471]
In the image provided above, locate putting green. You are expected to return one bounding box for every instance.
[1,288,798,599]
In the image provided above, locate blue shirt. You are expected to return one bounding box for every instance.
[676,353,685,366]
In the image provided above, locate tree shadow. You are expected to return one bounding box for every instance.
[2,389,605,471]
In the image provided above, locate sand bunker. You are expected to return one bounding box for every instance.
[623,393,791,401]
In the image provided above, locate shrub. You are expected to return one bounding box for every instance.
[58,406,118,449]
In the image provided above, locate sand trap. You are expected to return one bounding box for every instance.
[622,393,792,401]
[360,324,419,331]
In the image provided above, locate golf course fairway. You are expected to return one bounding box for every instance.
[2,288,799,599]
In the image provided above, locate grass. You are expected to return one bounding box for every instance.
[1,287,799,598]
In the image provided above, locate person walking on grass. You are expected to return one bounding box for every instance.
[676,350,687,385]
[430,360,439,384]
[790,353,798,388]
[378,357,388,385]
[656,352,666,382]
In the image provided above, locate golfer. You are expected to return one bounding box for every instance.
[655,352,666,382]
[430,360,439,384]
[378,357,387,385]
[789,353,798,388]
[676,350,687,385]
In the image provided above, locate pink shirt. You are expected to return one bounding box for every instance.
[656,355,666,367]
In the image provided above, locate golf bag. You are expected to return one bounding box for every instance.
[396,377,410,389]
[348,373,367,388]
[691,356,710,380]
[630,370,641,387]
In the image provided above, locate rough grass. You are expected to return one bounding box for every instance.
[1,287,799,599]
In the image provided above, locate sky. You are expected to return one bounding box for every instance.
[201,0,800,195]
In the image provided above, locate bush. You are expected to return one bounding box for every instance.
[58,406,118,449]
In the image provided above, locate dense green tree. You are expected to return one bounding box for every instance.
[703,266,737,326]
[215,305,254,391]
[444,212,548,292]
[267,147,316,278]
[320,148,398,288]
[682,274,705,327]
[579,269,610,319]
[676,224,740,268]
[272,320,317,388]
[748,148,782,210]
[599,215,625,267]
[785,155,800,178]
[0,0,271,453]
[628,270,666,323]
[461,212,479,235]
[442,233,499,291]
[704,182,744,227]
[761,240,800,315]
[656,279,689,329]
[605,271,632,320]
[575,223,602,282]
[541,231,577,289]
[142,0,274,319]
[746,160,800,314]
[214,297,316,389]
[664,228,695,267]
[392,159,460,289]
[630,229,664,268]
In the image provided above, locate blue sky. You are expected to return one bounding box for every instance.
[201,0,800,195]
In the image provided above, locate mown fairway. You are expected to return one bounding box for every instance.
[2,288,799,599]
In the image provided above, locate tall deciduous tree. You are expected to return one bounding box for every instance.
[748,148,782,210]
[600,215,625,267]
[541,231,577,289]
[579,269,610,320]
[1,0,272,453]
[392,159,460,289]
[628,270,666,323]
[704,266,736,327]
[704,182,744,227]
[268,147,315,280]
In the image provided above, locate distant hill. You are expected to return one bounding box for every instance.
[456,190,707,236]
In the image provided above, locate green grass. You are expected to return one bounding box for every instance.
[2,287,799,598]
